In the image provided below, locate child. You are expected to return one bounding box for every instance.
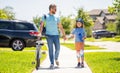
[68,18,86,68]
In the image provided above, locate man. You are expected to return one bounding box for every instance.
[40,4,66,69]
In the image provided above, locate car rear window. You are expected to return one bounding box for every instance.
[14,23,35,30]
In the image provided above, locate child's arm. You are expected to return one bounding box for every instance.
[67,34,74,40]
[82,36,86,40]
[82,29,87,40]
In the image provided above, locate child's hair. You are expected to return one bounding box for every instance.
[75,18,84,28]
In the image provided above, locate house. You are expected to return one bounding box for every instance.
[105,15,117,23]
[88,9,102,21]
[89,9,117,30]
[93,17,105,30]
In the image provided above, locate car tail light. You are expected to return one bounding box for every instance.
[29,31,39,36]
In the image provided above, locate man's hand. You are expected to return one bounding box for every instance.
[63,35,67,41]
[37,32,42,40]
[58,23,66,41]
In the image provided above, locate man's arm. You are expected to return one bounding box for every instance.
[39,21,44,36]
[58,23,66,40]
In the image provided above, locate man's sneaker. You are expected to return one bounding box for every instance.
[55,60,59,67]
[49,64,54,69]
[75,62,80,68]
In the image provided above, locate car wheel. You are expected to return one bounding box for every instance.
[97,36,101,39]
[111,34,115,37]
[11,39,25,51]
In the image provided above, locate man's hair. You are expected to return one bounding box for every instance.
[49,4,56,10]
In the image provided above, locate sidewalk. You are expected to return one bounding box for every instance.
[60,40,120,52]
[32,45,92,73]
[85,41,120,52]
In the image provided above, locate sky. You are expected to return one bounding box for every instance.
[0,0,114,21]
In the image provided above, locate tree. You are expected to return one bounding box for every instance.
[108,0,120,13]
[3,6,15,20]
[108,0,120,35]
[60,16,72,34]
[108,6,116,14]
[113,0,120,13]
[106,22,116,32]
[32,16,41,30]
[0,6,15,20]
[116,12,120,35]
[77,8,94,37]
[0,9,7,19]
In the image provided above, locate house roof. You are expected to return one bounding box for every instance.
[102,9,110,14]
[105,15,117,20]
[89,9,111,16]
[96,17,105,24]
[88,9,102,16]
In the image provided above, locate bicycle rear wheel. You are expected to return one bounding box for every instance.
[36,51,40,70]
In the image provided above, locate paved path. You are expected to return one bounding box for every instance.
[60,40,120,52]
[32,41,120,73]
[32,45,92,73]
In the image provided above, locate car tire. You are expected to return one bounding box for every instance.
[11,39,25,51]
[97,36,101,39]
[111,34,115,37]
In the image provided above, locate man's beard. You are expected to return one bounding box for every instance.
[52,11,56,14]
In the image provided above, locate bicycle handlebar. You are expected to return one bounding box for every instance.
[36,40,44,45]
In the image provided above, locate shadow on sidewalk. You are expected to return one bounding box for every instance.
[37,66,86,70]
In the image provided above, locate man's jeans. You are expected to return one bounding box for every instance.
[46,35,60,65]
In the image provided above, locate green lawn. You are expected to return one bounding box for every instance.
[61,43,105,50]
[101,36,120,42]
[85,52,120,73]
[86,36,120,42]
[0,46,47,73]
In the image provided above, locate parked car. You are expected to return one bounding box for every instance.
[0,20,39,51]
[92,30,117,39]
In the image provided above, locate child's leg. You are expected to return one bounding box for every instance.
[75,42,81,63]
[79,42,84,62]
[80,43,84,67]
[76,51,80,63]
[81,53,84,67]
[80,49,84,63]
[76,50,81,67]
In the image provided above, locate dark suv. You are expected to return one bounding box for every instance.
[92,30,117,39]
[0,20,39,51]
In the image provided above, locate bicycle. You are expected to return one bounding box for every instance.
[35,38,44,70]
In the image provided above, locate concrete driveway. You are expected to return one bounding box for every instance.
[85,41,120,52]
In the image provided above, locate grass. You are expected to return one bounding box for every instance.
[61,43,105,50]
[0,45,47,73]
[86,36,120,42]
[85,37,96,42]
[101,36,120,42]
[0,45,47,51]
[85,52,120,73]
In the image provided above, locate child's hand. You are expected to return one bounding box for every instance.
[82,36,86,40]
[67,36,71,40]
[67,34,74,40]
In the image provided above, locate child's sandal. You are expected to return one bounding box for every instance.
[75,62,80,68]
[81,62,84,68]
